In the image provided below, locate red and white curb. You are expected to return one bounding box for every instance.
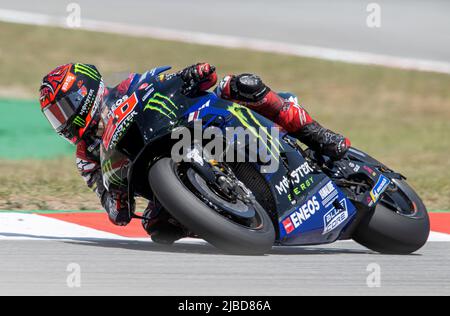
[0,212,449,242]
[0,213,205,244]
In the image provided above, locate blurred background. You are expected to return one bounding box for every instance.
[0,0,449,212]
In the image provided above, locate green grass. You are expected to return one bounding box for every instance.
[0,98,72,159]
[0,21,449,210]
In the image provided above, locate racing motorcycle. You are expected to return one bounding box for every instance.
[100,66,430,255]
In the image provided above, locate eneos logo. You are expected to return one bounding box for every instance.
[282,196,321,234]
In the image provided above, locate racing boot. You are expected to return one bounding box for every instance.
[295,121,351,160]
[142,201,189,245]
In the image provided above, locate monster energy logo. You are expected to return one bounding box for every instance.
[102,160,125,187]
[144,93,178,119]
[74,64,101,80]
[72,116,85,127]
[228,103,282,160]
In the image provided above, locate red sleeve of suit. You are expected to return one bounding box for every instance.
[216,74,314,133]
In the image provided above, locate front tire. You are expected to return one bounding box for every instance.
[353,180,430,254]
[149,158,275,255]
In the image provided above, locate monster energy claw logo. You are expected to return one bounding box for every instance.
[74,64,101,80]
[72,116,85,127]
[102,160,125,187]
[228,103,282,160]
[144,93,178,119]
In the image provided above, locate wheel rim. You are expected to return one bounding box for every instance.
[380,179,421,218]
[174,162,266,230]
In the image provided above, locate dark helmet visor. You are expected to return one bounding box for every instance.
[42,91,85,132]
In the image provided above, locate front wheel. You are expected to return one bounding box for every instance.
[353,179,430,254]
[149,158,275,255]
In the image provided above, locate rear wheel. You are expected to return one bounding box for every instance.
[149,158,275,255]
[353,179,430,254]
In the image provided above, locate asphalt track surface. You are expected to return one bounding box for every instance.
[0,0,449,63]
[0,240,449,296]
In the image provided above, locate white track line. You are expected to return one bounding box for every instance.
[0,213,207,244]
[0,213,121,240]
[1,8,449,75]
[0,213,449,242]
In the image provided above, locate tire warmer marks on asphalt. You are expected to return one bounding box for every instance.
[0,211,449,241]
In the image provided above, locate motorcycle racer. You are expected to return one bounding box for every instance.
[39,62,350,244]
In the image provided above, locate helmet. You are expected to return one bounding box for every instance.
[39,63,105,144]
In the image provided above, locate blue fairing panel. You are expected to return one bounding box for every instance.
[279,179,357,245]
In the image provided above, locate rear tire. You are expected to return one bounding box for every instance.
[149,158,275,255]
[353,180,430,254]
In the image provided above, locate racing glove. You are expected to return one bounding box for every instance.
[179,63,218,95]
[101,190,133,226]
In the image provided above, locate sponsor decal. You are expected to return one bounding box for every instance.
[157,73,175,82]
[144,93,178,119]
[108,111,138,149]
[112,95,129,111]
[79,89,95,116]
[138,83,149,90]
[363,165,377,177]
[78,86,88,97]
[283,196,321,234]
[141,85,155,102]
[72,116,86,127]
[74,63,101,81]
[148,68,158,76]
[275,162,314,196]
[319,181,335,199]
[62,73,76,92]
[363,166,374,174]
[164,73,177,81]
[188,100,211,122]
[102,159,126,187]
[90,81,104,118]
[370,174,391,203]
[348,162,360,173]
[103,93,139,149]
[322,198,349,235]
[76,79,88,97]
[281,181,356,237]
[188,111,200,122]
[228,103,283,161]
[286,176,315,202]
[319,181,339,207]
[282,217,295,234]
